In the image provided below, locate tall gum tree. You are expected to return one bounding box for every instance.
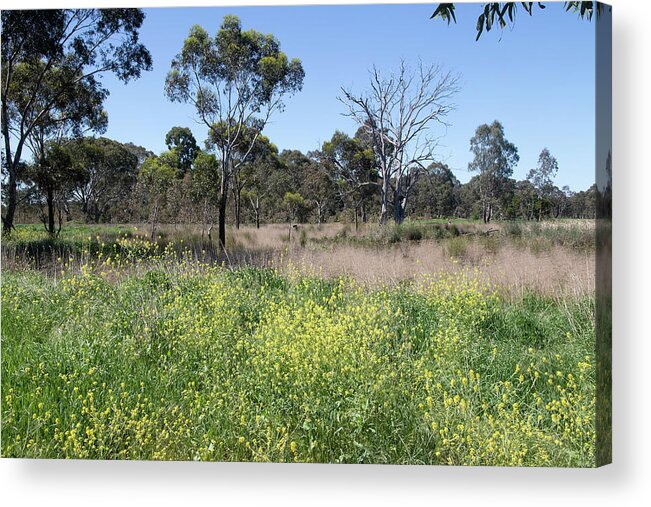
[164,15,304,250]
[527,147,559,220]
[468,120,519,223]
[1,9,152,233]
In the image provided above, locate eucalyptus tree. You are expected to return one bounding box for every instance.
[320,130,376,230]
[1,9,152,233]
[409,162,459,218]
[138,154,177,241]
[468,120,519,223]
[207,123,276,229]
[68,137,139,223]
[241,150,281,229]
[9,62,108,232]
[300,154,338,226]
[165,15,304,250]
[527,147,559,220]
[190,152,220,239]
[23,142,84,235]
[165,126,199,177]
[340,60,459,224]
[283,191,304,242]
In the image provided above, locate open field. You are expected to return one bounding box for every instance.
[1,220,597,465]
[2,220,595,297]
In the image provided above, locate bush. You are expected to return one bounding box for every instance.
[479,234,501,254]
[445,223,461,237]
[446,236,468,259]
[504,222,523,237]
[402,223,423,241]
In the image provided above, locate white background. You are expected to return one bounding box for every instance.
[1,1,649,505]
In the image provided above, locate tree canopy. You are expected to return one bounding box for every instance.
[165,127,199,176]
[468,120,519,223]
[1,9,152,232]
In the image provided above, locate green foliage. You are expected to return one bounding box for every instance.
[66,137,140,223]
[528,148,560,220]
[165,15,304,128]
[139,156,177,194]
[1,9,152,232]
[24,143,83,195]
[446,236,469,259]
[165,127,199,176]
[402,223,424,241]
[191,152,220,201]
[1,266,596,465]
[431,2,605,40]
[283,192,304,207]
[164,14,304,248]
[468,121,519,223]
[409,162,460,218]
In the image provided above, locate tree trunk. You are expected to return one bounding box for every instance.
[361,200,367,223]
[379,177,390,224]
[2,170,18,233]
[248,193,261,229]
[46,188,56,235]
[56,198,64,236]
[1,104,24,233]
[201,198,208,241]
[150,202,158,242]
[218,189,228,251]
[393,189,405,225]
[234,187,241,230]
[354,206,359,232]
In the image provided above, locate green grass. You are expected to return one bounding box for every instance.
[1,263,596,465]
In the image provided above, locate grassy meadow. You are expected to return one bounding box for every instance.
[1,221,596,465]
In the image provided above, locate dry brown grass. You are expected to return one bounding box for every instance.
[153,222,595,298]
[277,240,594,299]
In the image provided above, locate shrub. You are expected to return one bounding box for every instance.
[402,223,423,241]
[479,234,501,254]
[504,222,523,237]
[446,236,468,259]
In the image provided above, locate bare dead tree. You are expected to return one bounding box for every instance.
[339,60,459,224]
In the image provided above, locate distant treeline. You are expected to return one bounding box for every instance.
[10,128,597,236]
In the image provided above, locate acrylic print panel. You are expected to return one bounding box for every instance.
[0,2,611,467]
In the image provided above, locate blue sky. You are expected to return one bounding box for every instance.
[99,3,596,191]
